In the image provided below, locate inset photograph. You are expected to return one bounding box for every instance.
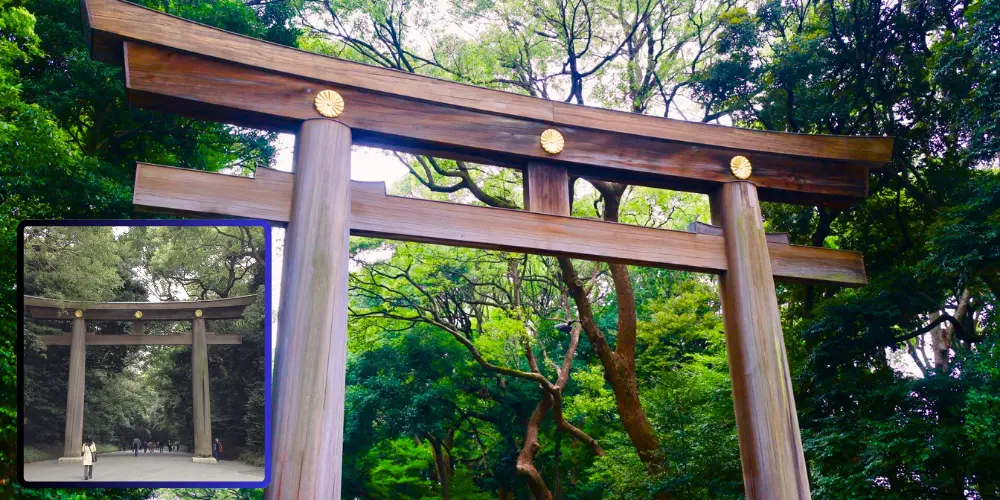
[19,221,270,488]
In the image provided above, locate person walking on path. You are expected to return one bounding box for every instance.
[132,437,140,457]
[213,438,222,461]
[82,437,97,480]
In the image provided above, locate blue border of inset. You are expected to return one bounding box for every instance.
[16,219,273,489]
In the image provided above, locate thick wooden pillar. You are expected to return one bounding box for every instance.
[191,316,214,461]
[267,119,352,499]
[524,163,570,216]
[711,182,811,499]
[59,317,86,462]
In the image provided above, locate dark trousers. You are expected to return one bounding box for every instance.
[133,445,138,456]
[213,449,220,461]
[84,465,92,478]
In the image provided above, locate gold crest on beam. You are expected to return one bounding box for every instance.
[314,90,345,118]
[540,129,565,154]
[730,156,752,179]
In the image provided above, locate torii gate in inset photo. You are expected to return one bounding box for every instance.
[79,0,894,497]
[25,295,253,463]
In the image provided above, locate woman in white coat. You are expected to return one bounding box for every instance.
[82,436,97,480]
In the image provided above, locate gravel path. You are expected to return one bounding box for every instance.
[23,451,265,483]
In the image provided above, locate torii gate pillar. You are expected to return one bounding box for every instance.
[191,316,215,462]
[712,182,811,499]
[58,317,86,463]
[268,119,352,499]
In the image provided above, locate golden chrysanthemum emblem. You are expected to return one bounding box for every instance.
[730,155,752,179]
[134,310,143,319]
[74,310,83,318]
[314,89,345,118]
[540,129,565,154]
[195,309,203,318]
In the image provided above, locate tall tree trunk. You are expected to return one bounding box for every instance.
[557,182,671,498]
[604,357,664,469]
[930,313,953,374]
[429,435,453,500]
[553,428,563,500]
[517,394,554,500]
[931,289,972,374]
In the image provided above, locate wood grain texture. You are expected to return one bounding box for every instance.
[120,41,879,205]
[24,295,255,321]
[524,164,571,216]
[712,182,811,499]
[687,221,790,245]
[266,120,352,499]
[133,163,867,286]
[191,317,213,458]
[24,295,255,310]
[38,334,242,345]
[61,318,86,458]
[131,319,145,336]
[26,306,249,321]
[83,0,892,164]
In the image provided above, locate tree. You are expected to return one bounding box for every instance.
[694,0,1000,496]
[349,244,604,498]
[3,1,296,493]
[134,226,268,456]
[298,1,723,494]
[6,0,1000,497]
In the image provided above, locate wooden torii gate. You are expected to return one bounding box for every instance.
[25,295,253,463]
[79,0,894,497]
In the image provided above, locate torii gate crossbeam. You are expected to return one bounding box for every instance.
[77,1,894,498]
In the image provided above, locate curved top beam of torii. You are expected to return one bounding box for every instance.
[81,0,893,206]
[24,295,256,321]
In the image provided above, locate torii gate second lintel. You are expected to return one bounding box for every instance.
[26,295,253,464]
[79,0,894,498]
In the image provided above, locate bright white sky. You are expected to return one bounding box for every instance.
[272,134,409,181]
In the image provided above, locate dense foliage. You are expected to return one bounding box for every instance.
[1,0,998,498]
[1,0,294,496]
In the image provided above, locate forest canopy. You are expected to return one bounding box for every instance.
[2,0,999,498]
